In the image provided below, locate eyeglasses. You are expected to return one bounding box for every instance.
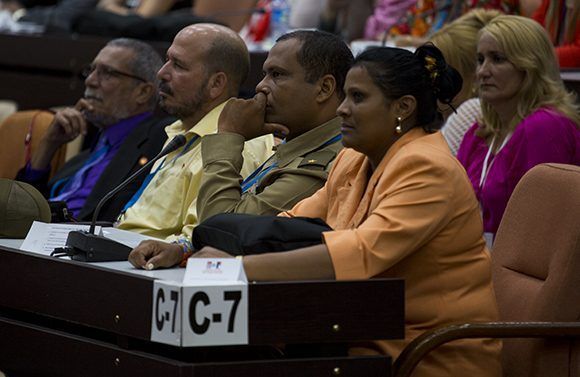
[81,64,148,83]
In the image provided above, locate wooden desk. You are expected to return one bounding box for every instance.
[0,245,404,376]
[0,32,267,110]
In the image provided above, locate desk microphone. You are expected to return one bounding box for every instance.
[61,135,187,262]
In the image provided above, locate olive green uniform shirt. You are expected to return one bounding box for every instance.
[197,117,343,221]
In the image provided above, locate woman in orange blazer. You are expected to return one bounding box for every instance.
[270,45,500,377]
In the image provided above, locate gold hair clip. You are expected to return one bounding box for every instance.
[424,56,439,83]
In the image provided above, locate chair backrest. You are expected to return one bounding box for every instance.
[0,110,66,180]
[492,163,580,377]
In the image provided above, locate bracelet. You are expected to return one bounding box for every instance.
[173,238,193,254]
[179,251,194,268]
[172,238,194,268]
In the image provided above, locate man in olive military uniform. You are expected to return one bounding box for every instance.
[196,30,353,220]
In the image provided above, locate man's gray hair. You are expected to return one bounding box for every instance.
[106,38,163,107]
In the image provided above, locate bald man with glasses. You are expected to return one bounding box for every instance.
[16,38,172,222]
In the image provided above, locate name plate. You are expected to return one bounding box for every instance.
[151,258,248,347]
[181,283,248,346]
[151,280,182,346]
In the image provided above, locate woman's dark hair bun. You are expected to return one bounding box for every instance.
[414,44,463,106]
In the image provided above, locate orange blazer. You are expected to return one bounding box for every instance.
[284,128,501,377]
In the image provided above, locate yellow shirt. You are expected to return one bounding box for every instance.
[117,101,274,241]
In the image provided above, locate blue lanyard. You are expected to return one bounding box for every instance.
[241,133,342,194]
[158,134,200,171]
[122,134,199,212]
[241,158,278,193]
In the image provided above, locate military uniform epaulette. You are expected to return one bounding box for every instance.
[298,148,339,171]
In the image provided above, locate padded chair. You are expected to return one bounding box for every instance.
[0,110,66,180]
[393,163,580,377]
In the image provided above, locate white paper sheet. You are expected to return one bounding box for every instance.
[19,221,101,256]
[100,227,162,249]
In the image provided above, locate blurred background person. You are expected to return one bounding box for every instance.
[457,15,580,246]
[97,0,189,17]
[430,8,502,154]
[0,0,97,31]
[364,0,540,47]
[318,0,375,41]
[98,0,257,32]
[76,0,256,41]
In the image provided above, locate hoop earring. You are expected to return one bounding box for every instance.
[395,116,403,135]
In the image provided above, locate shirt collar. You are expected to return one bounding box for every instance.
[374,127,428,173]
[337,128,431,185]
[164,100,229,139]
[275,117,342,167]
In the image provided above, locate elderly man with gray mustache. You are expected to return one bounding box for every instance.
[16,38,171,222]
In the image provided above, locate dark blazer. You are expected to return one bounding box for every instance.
[18,114,173,222]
